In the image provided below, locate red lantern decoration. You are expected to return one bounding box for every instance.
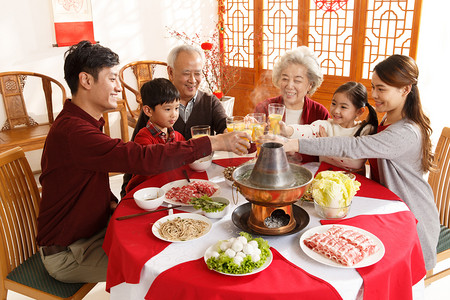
[201,42,213,50]
[314,0,348,12]
[213,90,224,99]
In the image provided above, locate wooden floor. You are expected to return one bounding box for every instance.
[7,174,450,300]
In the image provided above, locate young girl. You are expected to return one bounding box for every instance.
[280,81,378,172]
[281,55,440,270]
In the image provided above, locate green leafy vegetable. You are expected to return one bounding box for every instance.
[189,195,228,213]
[311,171,361,207]
[205,232,270,274]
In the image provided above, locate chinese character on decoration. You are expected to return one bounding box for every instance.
[314,0,348,12]
[167,27,240,99]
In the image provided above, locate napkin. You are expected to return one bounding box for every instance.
[212,156,254,168]
[146,248,342,300]
[321,212,426,300]
[315,162,401,201]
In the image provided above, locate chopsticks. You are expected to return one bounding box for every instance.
[116,205,182,221]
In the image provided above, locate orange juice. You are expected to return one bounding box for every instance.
[269,114,282,135]
[192,134,208,139]
[251,123,264,140]
[233,121,245,132]
[227,124,234,132]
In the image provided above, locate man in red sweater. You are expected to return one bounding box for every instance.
[37,41,250,283]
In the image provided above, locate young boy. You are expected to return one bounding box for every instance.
[134,78,185,145]
[124,78,186,193]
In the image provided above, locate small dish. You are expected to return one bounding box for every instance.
[189,154,213,172]
[202,196,230,219]
[134,187,165,211]
[314,199,351,219]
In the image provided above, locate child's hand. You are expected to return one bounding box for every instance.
[317,125,328,137]
[279,121,294,137]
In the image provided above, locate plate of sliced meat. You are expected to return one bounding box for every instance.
[300,224,385,268]
[161,179,220,206]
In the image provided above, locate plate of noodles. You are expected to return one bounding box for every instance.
[151,213,212,242]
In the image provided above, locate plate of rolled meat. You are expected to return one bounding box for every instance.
[300,225,385,268]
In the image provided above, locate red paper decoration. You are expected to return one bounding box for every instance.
[213,91,224,99]
[201,42,213,50]
[314,0,348,12]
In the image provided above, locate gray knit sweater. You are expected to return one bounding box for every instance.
[298,118,439,270]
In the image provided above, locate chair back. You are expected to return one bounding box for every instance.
[119,60,167,120]
[428,127,450,228]
[0,147,40,280]
[0,72,66,152]
[0,71,66,130]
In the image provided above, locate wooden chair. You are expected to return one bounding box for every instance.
[119,60,167,127]
[425,127,450,285]
[102,99,129,142]
[0,72,66,153]
[0,147,96,299]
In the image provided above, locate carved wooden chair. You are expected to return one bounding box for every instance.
[425,127,450,285]
[118,60,167,128]
[0,72,66,153]
[0,147,96,299]
[102,99,129,142]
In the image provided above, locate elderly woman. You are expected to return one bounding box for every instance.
[255,46,330,162]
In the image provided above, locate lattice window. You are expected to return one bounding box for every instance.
[221,0,255,68]
[362,0,417,79]
[263,1,299,70]
[309,0,354,77]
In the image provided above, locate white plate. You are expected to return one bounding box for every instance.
[151,213,212,242]
[161,179,221,206]
[204,245,273,276]
[299,224,385,268]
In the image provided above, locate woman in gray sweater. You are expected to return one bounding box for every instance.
[280,55,440,270]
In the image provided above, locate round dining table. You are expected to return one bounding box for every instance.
[103,152,426,300]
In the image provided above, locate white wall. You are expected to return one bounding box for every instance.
[1,0,449,171]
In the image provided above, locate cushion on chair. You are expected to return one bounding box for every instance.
[437,225,450,254]
[6,252,85,298]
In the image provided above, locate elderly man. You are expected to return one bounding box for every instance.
[167,44,228,140]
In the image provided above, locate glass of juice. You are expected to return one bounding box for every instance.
[191,125,210,138]
[268,103,285,135]
[226,116,245,132]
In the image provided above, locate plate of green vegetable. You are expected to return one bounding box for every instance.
[190,195,230,218]
[204,232,272,276]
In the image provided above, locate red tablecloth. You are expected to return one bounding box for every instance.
[321,212,426,300]
[103,166,208,291]
[146,248,342,300]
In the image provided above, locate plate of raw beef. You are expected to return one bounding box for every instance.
[161,179,220,206]
[300,224,385,268]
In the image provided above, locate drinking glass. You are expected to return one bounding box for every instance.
[268,103,285,135]
[226,116,245,132]
[245,113,266,141]
[191,125,210,138]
